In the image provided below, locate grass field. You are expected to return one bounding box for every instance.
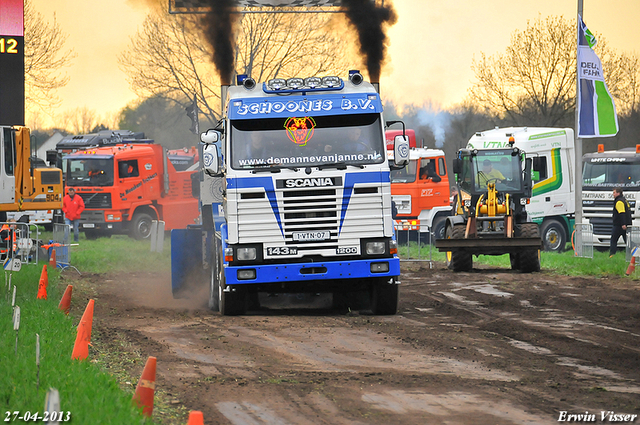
[398,242,636,277]
[0,234,169,425]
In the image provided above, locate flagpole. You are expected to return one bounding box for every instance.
[575,0,584,234]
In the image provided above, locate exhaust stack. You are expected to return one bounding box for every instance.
[221,85,229,116]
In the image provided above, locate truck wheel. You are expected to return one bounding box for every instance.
[370,277,398,315]
[509,253,520,270]
[446,224,472,272]
[131,212,153,240]
[518,223,541,272]
[540,220,567,253]
[208,254,220,311]
[430,217,446,245]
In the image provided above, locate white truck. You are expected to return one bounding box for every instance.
[467,127,575,252]
[170,71,408,315]
[582,146,640,250]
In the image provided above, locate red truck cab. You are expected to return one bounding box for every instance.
[386,130,450,242]
[65,142,199,239]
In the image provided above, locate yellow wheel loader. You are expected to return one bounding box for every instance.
[435,144,542,272]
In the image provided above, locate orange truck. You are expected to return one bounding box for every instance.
[386,130,451,242]
[167,146,198,171]
[64,142,200,239]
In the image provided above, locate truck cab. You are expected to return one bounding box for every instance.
[582,146,640,249]
[387,139,450,242]
[172,72,407,315]
[64,142,199,239]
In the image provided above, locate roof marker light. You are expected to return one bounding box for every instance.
[598,144,604,153]
[322,76,340,87]
[304,77,322,88]
[267,78,286,90]
[287,78,304,89]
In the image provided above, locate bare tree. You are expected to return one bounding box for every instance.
[61,107,101,135]
[24,0,75,117]
[119,7,349,127]
[468,15,635,128]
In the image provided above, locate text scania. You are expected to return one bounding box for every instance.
[285,178,335,188]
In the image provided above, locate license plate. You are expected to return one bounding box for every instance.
[292,231,330,241]
[83,223,95,228]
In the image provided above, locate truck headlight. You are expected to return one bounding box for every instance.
[236,247,257,261]
[366,241,386,255]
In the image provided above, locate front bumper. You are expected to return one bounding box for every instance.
[225,257,400,285]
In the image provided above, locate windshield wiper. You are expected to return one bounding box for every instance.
[317,162,364,170]
[251,166,281,174]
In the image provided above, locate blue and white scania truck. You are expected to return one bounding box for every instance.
[170,71,408,315]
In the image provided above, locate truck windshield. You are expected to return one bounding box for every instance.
[583,162,640,188]
[66,157,114,187]
[460,150,522,193]
[230,113,384,170]
[390,160,417,183]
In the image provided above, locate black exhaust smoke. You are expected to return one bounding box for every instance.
[202,0,236,86]
[341,0,397,83]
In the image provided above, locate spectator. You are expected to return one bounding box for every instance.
[63,188,85,243]
[610,187,632,257]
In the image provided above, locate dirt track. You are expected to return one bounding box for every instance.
[65,262,640,424]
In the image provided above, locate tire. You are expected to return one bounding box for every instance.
[509,253,520,270]
[446,224,473,272]
[540,220,567,253]
[370,277,399,315]
[131,212,153,240]
[430,216,446,245]
[517,223,541,273]
[208,252,220,311]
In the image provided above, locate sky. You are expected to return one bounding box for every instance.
[28,0,640,129]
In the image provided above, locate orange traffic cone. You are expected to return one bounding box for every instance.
[626,256,636,276]
[58,285,73,314]
[71,299,94,360]
[187,411,204,425]
[37,265,48,299]
[133,356,157,417]
[49,249,57,268]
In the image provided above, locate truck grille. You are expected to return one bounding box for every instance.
[236,183,384,254]
[282,188,338,250]
[78,192,112,209]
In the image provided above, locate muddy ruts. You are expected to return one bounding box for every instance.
[202,0,236,85]
[342,0,397,83]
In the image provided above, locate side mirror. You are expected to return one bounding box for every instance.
[202,144,221,176]
[201,129,220,144]
[452,158,461,175]
[393,135,409,168]
[523,157,533,198]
